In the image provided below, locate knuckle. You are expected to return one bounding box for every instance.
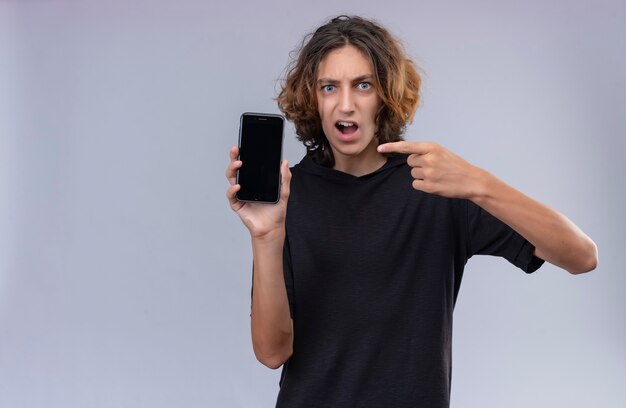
[424,142,438,154]
[420,180,434,194]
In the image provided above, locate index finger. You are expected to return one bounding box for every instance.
[229,145,239,161]
[378,141,433,155]
[226,146,241,185]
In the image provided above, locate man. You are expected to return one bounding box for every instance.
[226,15,597,408]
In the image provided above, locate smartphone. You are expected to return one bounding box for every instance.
[236,112,284,203]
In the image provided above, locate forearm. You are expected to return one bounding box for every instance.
[471,168,598,274]
[250,229,293,369]
[376,141,598,273]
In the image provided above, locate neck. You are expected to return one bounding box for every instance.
[332,144,387,177]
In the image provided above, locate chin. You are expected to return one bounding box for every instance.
[330,142,370,158]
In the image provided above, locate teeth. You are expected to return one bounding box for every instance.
[337,121,356,127]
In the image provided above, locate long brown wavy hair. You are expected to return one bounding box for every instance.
[277,15,422,167]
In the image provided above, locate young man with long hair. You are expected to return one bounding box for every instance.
[226,15,597,407]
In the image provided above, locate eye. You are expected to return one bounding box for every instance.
[357,82,371,90]
[321,84,336,92]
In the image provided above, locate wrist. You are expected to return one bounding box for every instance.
[468,166,495,205]
[252,226,285,244]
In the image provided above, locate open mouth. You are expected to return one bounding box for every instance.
[335,121,359,135]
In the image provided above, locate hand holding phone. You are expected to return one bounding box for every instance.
[226,144,291,238]
[236,113,284,204]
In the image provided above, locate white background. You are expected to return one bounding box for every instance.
[1,0,624,406]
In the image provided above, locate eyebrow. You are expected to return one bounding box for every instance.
[317,75,374,85]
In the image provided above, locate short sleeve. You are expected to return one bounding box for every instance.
[467,201,544,273]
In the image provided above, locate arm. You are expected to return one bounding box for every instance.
[470,168,597,274]
[250,230,293,369]
[378,142,598,274]
[226,146,294,368]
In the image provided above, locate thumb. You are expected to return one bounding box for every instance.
[280,160,291,201]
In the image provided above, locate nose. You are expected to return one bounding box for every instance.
[339,88,355,114]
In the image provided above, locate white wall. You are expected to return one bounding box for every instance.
[1,0,624,406]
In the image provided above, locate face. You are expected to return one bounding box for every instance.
[316,44,383,171]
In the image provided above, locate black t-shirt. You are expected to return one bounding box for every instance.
[274,154,543,408]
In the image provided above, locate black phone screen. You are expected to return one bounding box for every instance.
[236,113,284,203]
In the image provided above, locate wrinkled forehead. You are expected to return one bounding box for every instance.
[316,44,374,80]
